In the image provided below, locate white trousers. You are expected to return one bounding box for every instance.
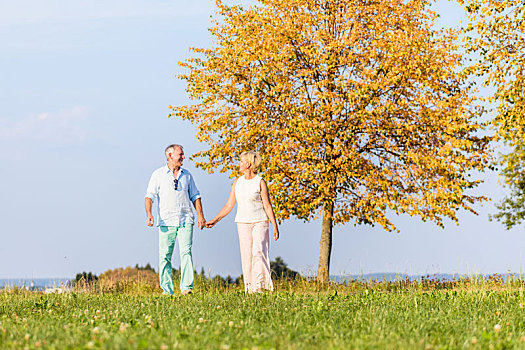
[237,221,274,293]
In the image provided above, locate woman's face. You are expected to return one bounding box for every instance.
[239,157,250,172]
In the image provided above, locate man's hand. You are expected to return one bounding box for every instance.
[197,215,206,230]
[145,198,154,227]
[147,214,154,227]
[193,198,206,230]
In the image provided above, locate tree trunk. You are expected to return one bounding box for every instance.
[317,202,334,283]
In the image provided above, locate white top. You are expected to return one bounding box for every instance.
[145,166,201,227]
[234,175,268,223]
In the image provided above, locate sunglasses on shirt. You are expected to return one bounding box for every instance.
[173,179,179,190]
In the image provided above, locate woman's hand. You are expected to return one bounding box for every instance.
[205,220,217,228]
[273,227,279,241]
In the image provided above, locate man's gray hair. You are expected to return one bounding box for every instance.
[165,144,184,159]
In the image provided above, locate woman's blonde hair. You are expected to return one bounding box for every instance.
[240,151,262,173]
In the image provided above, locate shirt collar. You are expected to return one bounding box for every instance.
[165,165,185,174]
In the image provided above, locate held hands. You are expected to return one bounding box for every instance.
[205,219,217,229]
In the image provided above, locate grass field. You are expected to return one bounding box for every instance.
[3,278,525,349]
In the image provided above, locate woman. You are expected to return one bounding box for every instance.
[206,151,280,293]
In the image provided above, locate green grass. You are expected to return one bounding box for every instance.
[3,279,525,349]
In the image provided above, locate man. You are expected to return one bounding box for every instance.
[145,144,205,295]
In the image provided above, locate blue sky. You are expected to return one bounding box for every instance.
[1,0,523,280]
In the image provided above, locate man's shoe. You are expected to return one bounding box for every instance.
[182,289,193,295]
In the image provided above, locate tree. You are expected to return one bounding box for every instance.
[270,256,300,280]
[172,0,490,281]
[135,263,156,273]
[74,271,98,284]
[460,0,525,228]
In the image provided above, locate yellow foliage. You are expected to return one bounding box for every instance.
[171,0,490,232]
[461,0,525,143]
[461,0,525,227]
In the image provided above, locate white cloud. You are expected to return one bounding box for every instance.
[0,106,90,144]
[0,0,215,25]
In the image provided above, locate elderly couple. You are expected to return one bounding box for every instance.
[145,144,280,295]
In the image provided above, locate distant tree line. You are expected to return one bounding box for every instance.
[74,271,98,283]
[73,258,300,288]
[134,263,155,273]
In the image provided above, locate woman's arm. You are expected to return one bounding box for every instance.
[205,179,237,228]
[260,179,279,241]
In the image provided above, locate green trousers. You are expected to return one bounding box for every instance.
[158,224,194,294]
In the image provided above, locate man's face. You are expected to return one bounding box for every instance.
[169,147,185,167]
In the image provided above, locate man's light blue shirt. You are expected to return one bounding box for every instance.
[145,166,201,227]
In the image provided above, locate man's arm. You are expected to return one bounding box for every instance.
[145,197,154,226]
[188,172,205,230]
[193,198,206,230]
[145,171,158,227]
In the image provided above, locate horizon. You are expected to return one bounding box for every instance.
[4,269,525,281]
[3,271,523,291]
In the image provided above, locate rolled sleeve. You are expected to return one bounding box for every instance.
[188,173,201,203]
[145,172,159,202]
